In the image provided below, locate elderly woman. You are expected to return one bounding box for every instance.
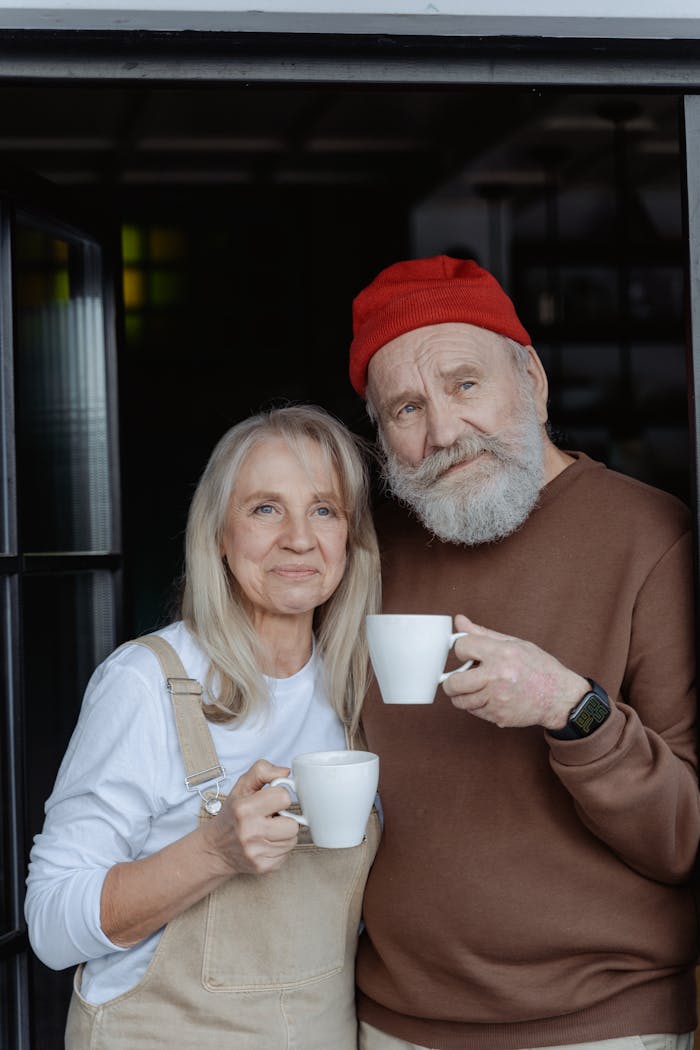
[25,404,381,1050]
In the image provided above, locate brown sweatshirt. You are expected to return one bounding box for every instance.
[357,452,699,1049]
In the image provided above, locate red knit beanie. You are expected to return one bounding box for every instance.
[349,255,531,396]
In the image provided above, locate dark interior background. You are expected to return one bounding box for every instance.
[1,78,690,1047]
[1,81,688,635]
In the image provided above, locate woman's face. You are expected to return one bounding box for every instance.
[220,435,349,624]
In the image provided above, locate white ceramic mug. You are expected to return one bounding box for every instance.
[270,749,379,848]
[366,613,474,704]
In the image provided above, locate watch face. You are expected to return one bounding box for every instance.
[571,693,609,734]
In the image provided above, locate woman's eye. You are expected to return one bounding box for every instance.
[459,381,475,392]
[397,403,416,418]
[254,504,275,515]
[315,505,334,518]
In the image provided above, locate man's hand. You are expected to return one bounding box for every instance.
[442,614,589,730]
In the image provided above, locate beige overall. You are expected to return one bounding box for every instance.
[65,635,381,1050]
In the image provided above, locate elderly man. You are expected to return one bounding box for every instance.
[348,255,699,1050]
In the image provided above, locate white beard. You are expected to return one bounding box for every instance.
[378,396,546,546]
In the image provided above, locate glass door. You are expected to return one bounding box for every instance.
[0,188,121,1050]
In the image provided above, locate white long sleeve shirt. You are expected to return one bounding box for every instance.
[25,621,346,1004]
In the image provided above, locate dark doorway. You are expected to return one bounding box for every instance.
[1,80,687,627]
[0,71,692,1049]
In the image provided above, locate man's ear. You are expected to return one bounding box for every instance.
[525,346,549,424]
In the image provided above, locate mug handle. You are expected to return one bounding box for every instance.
[269,776,309,826]
[438,631,474,683]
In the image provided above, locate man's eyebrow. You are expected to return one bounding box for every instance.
[439,361,484,381]
[380,388,422,415]
[378,362,484,415]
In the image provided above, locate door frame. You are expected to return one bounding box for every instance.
[1,28,699,1048]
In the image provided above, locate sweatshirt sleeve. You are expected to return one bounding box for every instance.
[24,655,169,970]
[547,530,700,884]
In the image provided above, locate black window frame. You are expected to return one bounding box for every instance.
[0,167,123,1050]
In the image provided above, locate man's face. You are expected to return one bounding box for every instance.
[366,322,550,545]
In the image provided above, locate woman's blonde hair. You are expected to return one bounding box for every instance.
[181,404,380,733]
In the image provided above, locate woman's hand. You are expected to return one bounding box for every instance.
[101,760,299,948]
[200,759,301,877]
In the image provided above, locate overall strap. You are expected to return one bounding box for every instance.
[132,634,224,789]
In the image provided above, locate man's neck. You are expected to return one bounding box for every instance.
[543,440,575,485]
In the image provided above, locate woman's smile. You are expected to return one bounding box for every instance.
[220,435,348,623]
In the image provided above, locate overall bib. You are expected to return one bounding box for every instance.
[65,635,381,1050]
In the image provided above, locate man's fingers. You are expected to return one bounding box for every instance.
[441,664,484,697]
[448,690,490,713]
[452,631,494,668]
[454,613,513,643]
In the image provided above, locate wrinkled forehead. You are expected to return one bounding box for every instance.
[366,322,514,395]
[241,432,336,481]
[226,433,345,515]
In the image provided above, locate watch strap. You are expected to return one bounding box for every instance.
[548,678,610,740]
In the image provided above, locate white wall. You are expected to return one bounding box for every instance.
[0,0,699,39]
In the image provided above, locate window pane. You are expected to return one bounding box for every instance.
[0,575,16,934]
[14,219,114,554]
[0,953,28,1050]
[0,205,15,555]
[22,570,116,1050]
[22,571,116,849]
[0,957,9,1044]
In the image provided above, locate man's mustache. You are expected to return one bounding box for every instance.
[398,434,507,487]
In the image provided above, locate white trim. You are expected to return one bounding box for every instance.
[0,3,699,40]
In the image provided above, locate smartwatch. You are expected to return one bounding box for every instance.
[548,679,610,740]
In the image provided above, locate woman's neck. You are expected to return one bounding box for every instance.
[254,612,315,678]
